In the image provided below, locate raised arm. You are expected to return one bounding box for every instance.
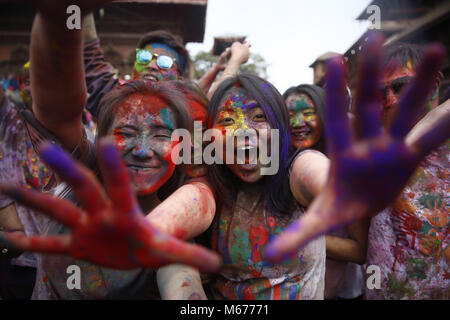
[207,41,250,99]
[30,5,84,149]
[83,12,119,118]
[197,48,230,95]
[28,1,114,150]
[83,12,98,42]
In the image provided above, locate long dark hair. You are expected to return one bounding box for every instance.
[207,74,293,215]
[283,84,326,154]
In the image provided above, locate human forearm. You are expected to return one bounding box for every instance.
[146,181,216,240]
[326,235,366,264]
[83,13,98,42]
[198,64,221,95]
[157,264,207,300]
[30,12,86,148]
[83,29,118,118]
[208,58,242,99]
[266,189,367,262]
[207,40,250,99]
[290,151,329,207]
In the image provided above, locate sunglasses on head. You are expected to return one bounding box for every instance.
[135,49,177,70]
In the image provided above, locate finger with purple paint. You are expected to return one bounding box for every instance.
[323,57,352,158]
[353,32,384,140]
[97,138,138,216]
[40,142,108,216]
[388,43,446,139]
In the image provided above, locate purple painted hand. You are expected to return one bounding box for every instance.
[266,33,449,262]
[0,139,221,272]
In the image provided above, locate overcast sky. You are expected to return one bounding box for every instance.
[186,0,373,93]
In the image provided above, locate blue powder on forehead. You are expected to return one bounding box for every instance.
[160,108,175,130]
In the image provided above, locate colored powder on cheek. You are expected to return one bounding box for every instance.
[134,60,146,74]
[112,129,127,151]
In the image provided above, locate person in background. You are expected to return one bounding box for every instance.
[82,13,250,119]
[0,61,49,300]
[365,42,449,300]
[283,84,369,299]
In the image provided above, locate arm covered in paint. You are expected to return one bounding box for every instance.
[289,150,329,207]
[147,178,216,240]
[28,0,114,150]
[266,33,449,263]
[0,139,221,272]
[157,264,207,300]
[325,218,370,265]
[30,11,84,149]
[290,150,370,265]
[207,41,250,99]
[83,13,119,118]
[197,48,230,95]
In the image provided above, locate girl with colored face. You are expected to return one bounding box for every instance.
[205,74,326,300]
[283,84,326,153]
[286,93,321,150]
[109,93,177,196]
[93,80,195,212]
[213,86,272,183]
[284,84,368,300]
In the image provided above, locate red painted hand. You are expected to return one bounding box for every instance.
[266,33,449,262]
[0,139,221,272]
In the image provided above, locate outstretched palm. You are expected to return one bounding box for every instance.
[1,139,221,272]
[266,33,449,262]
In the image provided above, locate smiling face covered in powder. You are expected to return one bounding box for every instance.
[132,43,181,82]
[213,86,272,183]
[285,93,321,150]
[109,93,177,195]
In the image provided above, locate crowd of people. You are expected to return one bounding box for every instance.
[0,0,449,300]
